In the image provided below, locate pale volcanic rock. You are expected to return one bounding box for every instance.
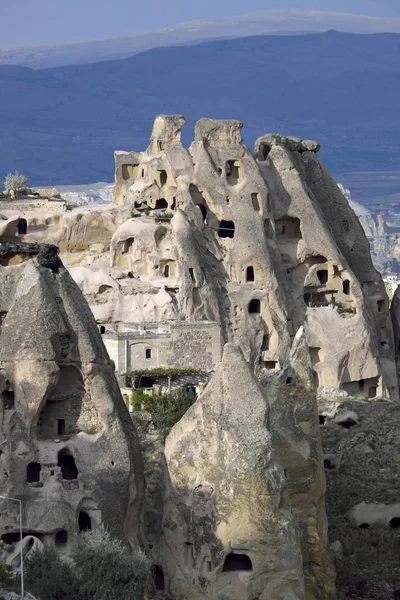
[0,241,144,560]
[161,344,306,600]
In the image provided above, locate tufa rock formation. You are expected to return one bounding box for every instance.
[161,344,306,600]
[0,240,144,563]
[2,114,400,598]
[111,115,397,407]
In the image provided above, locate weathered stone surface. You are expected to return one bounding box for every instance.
[160,344,306,600]
[4,115,399,600]
[0,242,144,561]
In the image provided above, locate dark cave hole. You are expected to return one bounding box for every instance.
[222,553,253,572]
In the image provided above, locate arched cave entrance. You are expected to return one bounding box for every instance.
[246,266,255,282]
[248,299,261,314]
[17,218,27,235]
[390,518,400,529]
[222,553,253,572]
[78,511,92,532]
[153,566,165,591]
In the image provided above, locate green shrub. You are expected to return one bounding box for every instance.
[132,389,196,438]
[72,528,151,600]
[25,531,151,600]
[4,172,29,193]
[25,545,82,600]
[151,389,195,434]
[130,389,149,411]
[0,563,14,589]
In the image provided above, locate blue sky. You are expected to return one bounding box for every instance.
[1,0,399,47]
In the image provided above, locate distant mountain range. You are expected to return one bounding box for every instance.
[1,10,400,69]
[0,30,399,186]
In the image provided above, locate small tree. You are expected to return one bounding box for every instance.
[73,528,151,600]
[0,563,14,590]
[4,172,29,195]
[25,546,82,600]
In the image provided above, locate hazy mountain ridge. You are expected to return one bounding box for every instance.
[1,9,400,69]
[0,31,399,185]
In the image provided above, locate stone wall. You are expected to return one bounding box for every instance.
[103,322,221,374]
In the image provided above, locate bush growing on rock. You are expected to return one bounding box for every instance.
[72,528,151,600]
[25,546,81,600]
[25,530,151,600]
[131,389,196,438]
[4,172,29,195]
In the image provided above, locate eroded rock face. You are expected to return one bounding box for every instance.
[109,115,400,599]
[160,344,306,600]
[110,115,396,407]
[3,115,398,599]
[0,242,144,559]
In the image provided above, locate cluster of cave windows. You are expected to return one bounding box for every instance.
[358,518,400,532]
[341,378,378,399]
[1,531,44,545]
[133,198,168,212]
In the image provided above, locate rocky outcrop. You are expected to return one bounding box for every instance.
[160,344,306,600]
[0,241,144,561]
[322,400,400,600]
[3,115,399,600]
[110,115,397,406]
